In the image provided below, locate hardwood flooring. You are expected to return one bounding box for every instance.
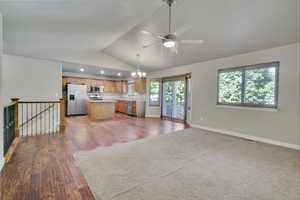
[0,114,188,200]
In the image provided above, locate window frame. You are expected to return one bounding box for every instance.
[217,61,279,109]
[149,79,161,107]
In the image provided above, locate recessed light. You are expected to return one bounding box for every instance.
[100,70,104,75]
[80,68,84,72]
[117,72,121,76]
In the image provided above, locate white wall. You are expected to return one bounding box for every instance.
[48,51,135,72]
[147,43,300,148]
[0,12,4,171]
[3,55,62,105]
[62,72,127,81]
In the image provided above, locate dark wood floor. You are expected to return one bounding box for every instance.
[0,114,188,200]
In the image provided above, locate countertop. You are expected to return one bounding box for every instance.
[88,99,117,103]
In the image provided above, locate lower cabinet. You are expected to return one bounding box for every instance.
[115,100,145,117]
[116,100,128,113]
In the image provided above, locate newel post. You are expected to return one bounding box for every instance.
[11,98,19,137]
[59,98,65,134]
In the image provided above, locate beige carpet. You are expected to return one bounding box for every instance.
[74,128,300,200]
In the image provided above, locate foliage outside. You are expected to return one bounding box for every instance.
[244,68,275,105]
[218,71,242,103]
[164,81,185,104]
[218,66,276,105]
[150,81,160,104]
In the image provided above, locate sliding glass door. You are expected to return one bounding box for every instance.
[162,78,186,120]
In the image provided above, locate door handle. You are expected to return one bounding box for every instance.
[69,94,75,101]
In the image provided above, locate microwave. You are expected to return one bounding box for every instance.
[90,86,104,93]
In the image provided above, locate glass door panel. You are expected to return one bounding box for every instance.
[173,80,185,120]
[162,79,186,120]
[162,81,174,118]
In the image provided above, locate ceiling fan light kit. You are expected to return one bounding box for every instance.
[163,34,176,48]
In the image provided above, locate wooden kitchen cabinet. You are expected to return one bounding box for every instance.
[134,78,146,94]
[90,79,98,87]
[115,101,119,112]
[115,100,145,117]
[121,80,128,93]
[96,79,104,86]
[114,80,128,94]
[62,77,91,92]
[104,80,113,93]
[115,81,122,93]
[117,100,128,113]
[62,76,129,94]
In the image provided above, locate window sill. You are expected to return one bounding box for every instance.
[216,105,278,112]
[149,105,160,107]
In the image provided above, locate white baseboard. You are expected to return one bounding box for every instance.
[186,121,300,150]
[145,115,161,118]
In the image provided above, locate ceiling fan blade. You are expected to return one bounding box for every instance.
[142,41,160,49]
[174,25,192,36]
[161,43,165,61]
[179,40,204,44]
[140,30,165,40]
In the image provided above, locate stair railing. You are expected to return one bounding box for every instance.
[3,98,65,162]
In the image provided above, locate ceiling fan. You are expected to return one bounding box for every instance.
[141,0,203,54]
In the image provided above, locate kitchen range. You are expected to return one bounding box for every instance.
[63,76,146,120]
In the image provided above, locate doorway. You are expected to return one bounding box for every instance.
[162,77,187,121]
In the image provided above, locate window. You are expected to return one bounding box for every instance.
[217,62,279,108]
[149,80,161,106]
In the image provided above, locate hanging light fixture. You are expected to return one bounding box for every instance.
[131,54,147,78]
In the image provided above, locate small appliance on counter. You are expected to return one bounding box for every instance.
[67,84,88,115]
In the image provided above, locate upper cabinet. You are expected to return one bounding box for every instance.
[91,79,104,87]
[62,77,129,94]
[121,80,128,93]
[134,78,146,94]
[104,80,116,93]
[62,77,91,91]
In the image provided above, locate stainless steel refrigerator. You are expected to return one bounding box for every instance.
[67,84,88,115]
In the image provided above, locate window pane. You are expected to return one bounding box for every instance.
[218,71,242,104]
[150,94,159,102]
[149,80,160,105]
[244,67,276,105]
[175,80,185,104]
[150,81,160,93]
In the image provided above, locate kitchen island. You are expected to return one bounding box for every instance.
[87,100,116,121]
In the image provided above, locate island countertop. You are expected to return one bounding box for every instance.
[87,100,115,120]
[88,99,117,103]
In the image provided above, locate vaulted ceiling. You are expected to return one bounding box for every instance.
[0,0,299,72]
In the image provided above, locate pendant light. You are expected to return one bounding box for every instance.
[131,54,147,78]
